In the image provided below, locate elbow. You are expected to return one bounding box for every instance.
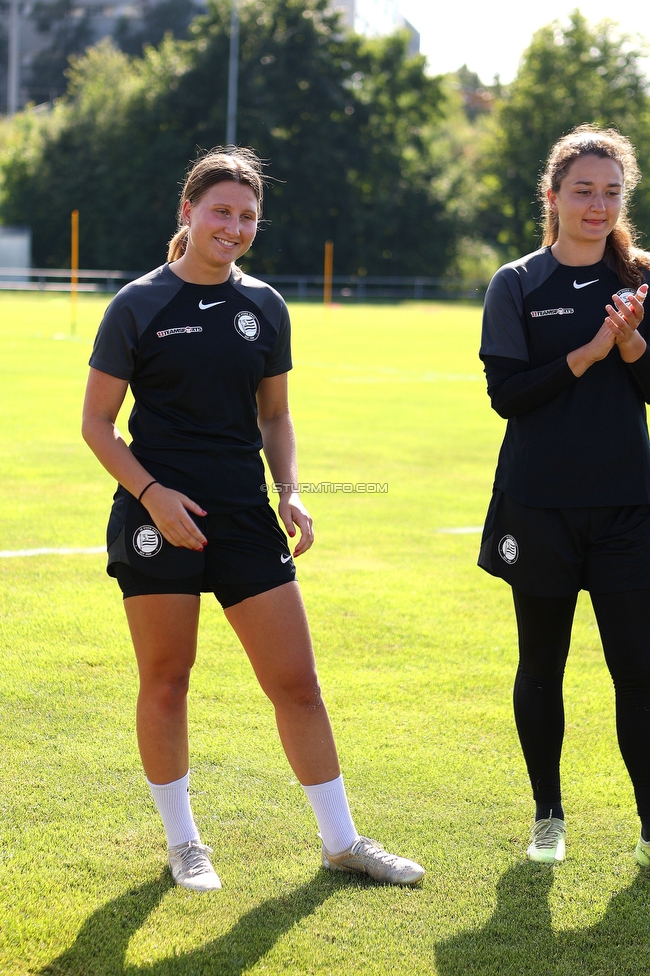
[81,411,95,447]
[488,386,528,418]
[489,397,514,420]
[81,413,104,451]
[258,406,291,426]
[258,410,292,443]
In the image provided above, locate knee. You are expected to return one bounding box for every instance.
[612,675,650,706]
[140,667,191,709]
[269,673,324,711]
[516,665,565,687]
[608,655,650,699]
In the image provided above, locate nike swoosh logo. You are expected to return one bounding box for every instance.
[280,553,292,563]
[573,279,599,289]
[198,300,226,309]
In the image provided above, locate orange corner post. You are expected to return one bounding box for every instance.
[324,240,333,305]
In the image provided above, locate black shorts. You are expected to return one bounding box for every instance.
[478,490,650,597]
[106,489,296,608]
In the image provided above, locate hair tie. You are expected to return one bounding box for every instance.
[138,480,158,503]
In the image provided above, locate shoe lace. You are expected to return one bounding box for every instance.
[177,842,214,876]
[530,817,564,850]
[352,837,399,865]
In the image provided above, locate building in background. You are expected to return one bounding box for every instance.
[335,0,420,54]
[0,226,31,279]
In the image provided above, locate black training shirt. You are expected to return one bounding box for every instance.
[481,247,650,507]
[89,264,292,512]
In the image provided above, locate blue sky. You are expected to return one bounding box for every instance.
[399,1,650,84]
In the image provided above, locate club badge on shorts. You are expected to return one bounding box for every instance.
[132,524,163,558]
[498,534,519,564]
[106,488,206,578]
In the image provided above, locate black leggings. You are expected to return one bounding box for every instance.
[512,587,650,818]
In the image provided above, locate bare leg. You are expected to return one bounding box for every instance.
[225,581,340,786]
[123,593,222,890]
[124,593,200,784]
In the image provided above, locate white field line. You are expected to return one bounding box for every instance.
[0,547,105,558]
[1,533,484,555]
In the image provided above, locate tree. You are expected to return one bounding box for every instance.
[112,0,453,275]
[480,11,650,257]
[453,65,495,122]
[0,0,458,276]
[0,38,188,269]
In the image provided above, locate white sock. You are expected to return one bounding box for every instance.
[302,774,359,855]
[146,772,201,848]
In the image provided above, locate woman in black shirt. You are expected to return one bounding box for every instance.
[479,126,650,865]
[83,147,424,891]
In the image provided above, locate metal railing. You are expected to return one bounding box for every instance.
[257,274,487,300]
[0,267,139,292]
[0,267,488,300]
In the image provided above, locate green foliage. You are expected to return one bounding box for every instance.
[0,0,454,275]
[452,64,496,122]
[479,11,650,257]
[431,77,500,283]
[0,40,182,270]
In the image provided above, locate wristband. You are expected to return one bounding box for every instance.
[138,480,158,503]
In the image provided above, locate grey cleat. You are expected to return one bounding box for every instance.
[321,835,425,885]
[168,840,222,892]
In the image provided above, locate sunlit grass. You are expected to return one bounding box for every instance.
[1,292,647,975]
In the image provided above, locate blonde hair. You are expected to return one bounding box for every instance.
[538,125,650,287]
[167,147,265,262]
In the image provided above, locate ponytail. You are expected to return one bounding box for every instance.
[167,226,189,262]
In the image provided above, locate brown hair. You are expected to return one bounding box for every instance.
[167,147,265,262]
[538,125,650,287]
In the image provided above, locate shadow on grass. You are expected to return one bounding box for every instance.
[435,862,650,976]
[39,869,342,975]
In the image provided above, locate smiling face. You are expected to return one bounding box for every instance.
[180,180,259,283]
[548,154,623,256]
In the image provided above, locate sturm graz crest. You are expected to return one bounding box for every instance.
[133,524,163,557]
[234,310,260,341]
[498,534,519,564]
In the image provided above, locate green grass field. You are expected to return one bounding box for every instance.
[1,292,649,976]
